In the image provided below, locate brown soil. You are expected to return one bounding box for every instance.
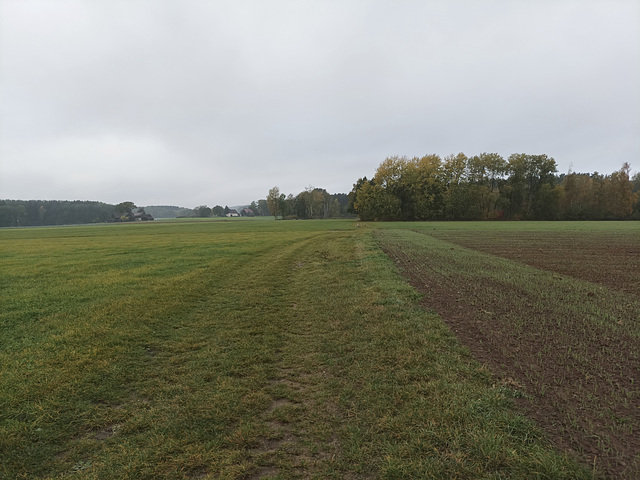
[377,231,640,479]
[429,230,640,296]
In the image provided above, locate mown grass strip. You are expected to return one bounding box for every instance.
[1,220,591,478]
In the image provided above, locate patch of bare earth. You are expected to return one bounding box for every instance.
[430,230,640,296]
[377,231,640,479]
[246,370,340,479]
[247,304,343,479]
[244,370,301,479]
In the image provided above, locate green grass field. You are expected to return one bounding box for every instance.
[1,219,636,479]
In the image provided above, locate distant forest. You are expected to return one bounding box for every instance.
[347,154,639,221]
[2,154,638,227]
[0,200,116,227]
[0,190,355,227]
[0,201,200,227]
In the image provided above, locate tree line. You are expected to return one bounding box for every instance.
[3,154,636,227]
[162,188,354,220]
[0,194,353,227]
[0,201,246,227]
[0,200,117,227]
[348,153,639,221]
[190,204,267,218]
[262,187,352,219]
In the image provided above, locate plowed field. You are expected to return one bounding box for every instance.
[429,227,640,296]
[376,222,640,479]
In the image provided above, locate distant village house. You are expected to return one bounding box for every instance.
[111,208,154,222]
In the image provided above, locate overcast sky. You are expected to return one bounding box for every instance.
[1,0,638,207]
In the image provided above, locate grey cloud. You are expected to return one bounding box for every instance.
[1,0,638,206]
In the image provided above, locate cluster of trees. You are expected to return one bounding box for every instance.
[349,153,639,221]
[191,204,259,217]
[263,186,352,219]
